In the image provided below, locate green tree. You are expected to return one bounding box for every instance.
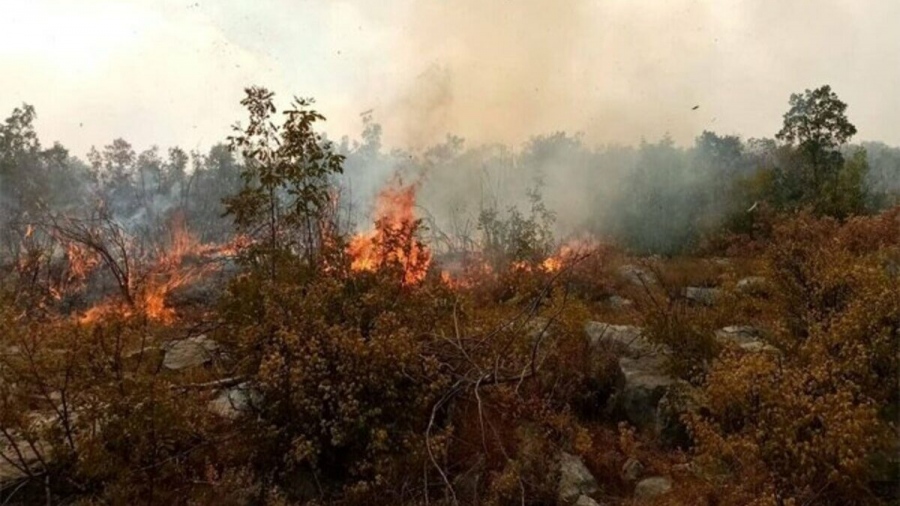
[225,86,345,275]
[775,85,862,214]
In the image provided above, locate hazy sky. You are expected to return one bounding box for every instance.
[1,0,898,158]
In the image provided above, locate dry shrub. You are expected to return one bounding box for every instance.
[686,207,900,505]
[0,308,227,505]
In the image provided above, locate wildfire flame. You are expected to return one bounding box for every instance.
[78,214,237,324]
[348,182,431,285]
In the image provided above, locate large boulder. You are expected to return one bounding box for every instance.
[634,476,672,501]
[558,452,600,505]
[162,335,219,370]
[585,322,675,428]
[616,354,675,428]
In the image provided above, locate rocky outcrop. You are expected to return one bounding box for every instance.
[162,335,219,370]
[634,476,672,501]
[558,452,600,505]
[585,322,675,428]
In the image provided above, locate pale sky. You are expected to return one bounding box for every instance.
[2,0,898,158]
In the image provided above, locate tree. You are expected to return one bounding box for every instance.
[775,85,861,213]
[225,87,345,274]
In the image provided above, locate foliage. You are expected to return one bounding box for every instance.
[773,85,865,216]
[225,87,345,270]
[687,209,900,505]
[477,181,556,272]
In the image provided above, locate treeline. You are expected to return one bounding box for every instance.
[3,86,899,263]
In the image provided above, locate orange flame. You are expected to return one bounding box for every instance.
[542,237,599,272]
[78,214,235,324]
[348,182,431,284]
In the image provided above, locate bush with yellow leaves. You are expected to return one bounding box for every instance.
[685,208,899,506]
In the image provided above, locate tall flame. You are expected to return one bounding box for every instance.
[348,182,431,284]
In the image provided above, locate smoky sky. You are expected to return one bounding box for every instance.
[1,0,898,157]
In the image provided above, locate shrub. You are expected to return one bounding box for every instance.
[687,208,900,505]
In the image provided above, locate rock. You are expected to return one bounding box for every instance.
[634,476,672,501]
[622,457,644,482]
[656,381,703,449]
[163,335,219,370]
[584,322,659,357]
[209,382,260,418]
[616,355,675,428]
[558,452,600,505]
[736,276,768,293]
[715,326,778,354]
[683,287,721,306]
[618,264,656,287]
[606,295,634,309]
[574,495,602,506]
[584,322,675,428]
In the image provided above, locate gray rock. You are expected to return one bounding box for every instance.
[618,264,656,287]
[163,335,219,370]
[715,326,778,353]
[584,322,675,428]
[616,355,674,428]
[209,382,260,418]
[622,457,644,482]
[558,452,600,505]
[634,476,672,500]
[606,295,634,309]
[574,495,602,506]
[584,322,659,357]
[683,287,721,306]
